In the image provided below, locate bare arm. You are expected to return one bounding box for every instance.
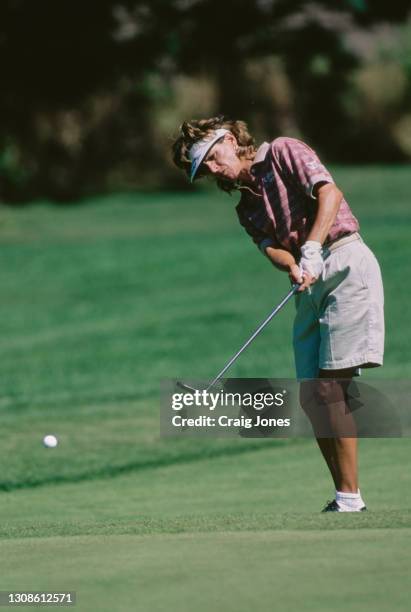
[290,182,342,291]
[263,246,296,271]
[265,183,344,291]
[307,182,343,244]
[263,246,303,287]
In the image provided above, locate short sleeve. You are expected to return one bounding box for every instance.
[272,137,334,199]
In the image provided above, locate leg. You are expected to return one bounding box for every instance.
[299,240,383,508]
[292,294,345,487]
[300,367,359,492]
[318,366,358,493]
[315,438,339,490]
[292,285,362,501]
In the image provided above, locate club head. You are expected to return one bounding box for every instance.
[176,381,200,393]
[176,380,225,394]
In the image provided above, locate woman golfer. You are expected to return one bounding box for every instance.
[172,116,384,512]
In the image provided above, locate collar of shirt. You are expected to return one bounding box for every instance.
[250,141,270,177]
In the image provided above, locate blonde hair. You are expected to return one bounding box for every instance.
[172,115,256,192]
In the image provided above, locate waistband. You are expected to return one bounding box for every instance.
[324,232,361,253]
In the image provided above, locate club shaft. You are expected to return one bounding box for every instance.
[206,285,299,391]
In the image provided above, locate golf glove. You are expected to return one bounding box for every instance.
[299,240,324,279]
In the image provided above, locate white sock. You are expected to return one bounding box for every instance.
[336,489,365,511]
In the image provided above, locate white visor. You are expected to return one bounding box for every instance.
[188,128,230,182]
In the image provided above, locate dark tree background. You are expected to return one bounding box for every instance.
[1,0,410,202]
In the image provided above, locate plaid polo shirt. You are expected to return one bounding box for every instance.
[236,137,359,258]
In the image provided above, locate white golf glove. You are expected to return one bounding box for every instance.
[299,240,324,280]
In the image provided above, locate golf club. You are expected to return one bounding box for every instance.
[177,283,300,393]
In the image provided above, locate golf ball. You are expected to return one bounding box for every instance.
[43,434,58,448]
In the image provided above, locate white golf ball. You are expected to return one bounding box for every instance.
[43,434,58,448]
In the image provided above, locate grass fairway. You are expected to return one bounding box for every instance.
[0,166,410,611]
[2,530,410,612]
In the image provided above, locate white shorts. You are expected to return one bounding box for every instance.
[293,234,385,379]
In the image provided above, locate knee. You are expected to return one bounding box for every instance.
[300,380,342,411]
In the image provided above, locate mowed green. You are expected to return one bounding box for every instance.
[0,166,410,611]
